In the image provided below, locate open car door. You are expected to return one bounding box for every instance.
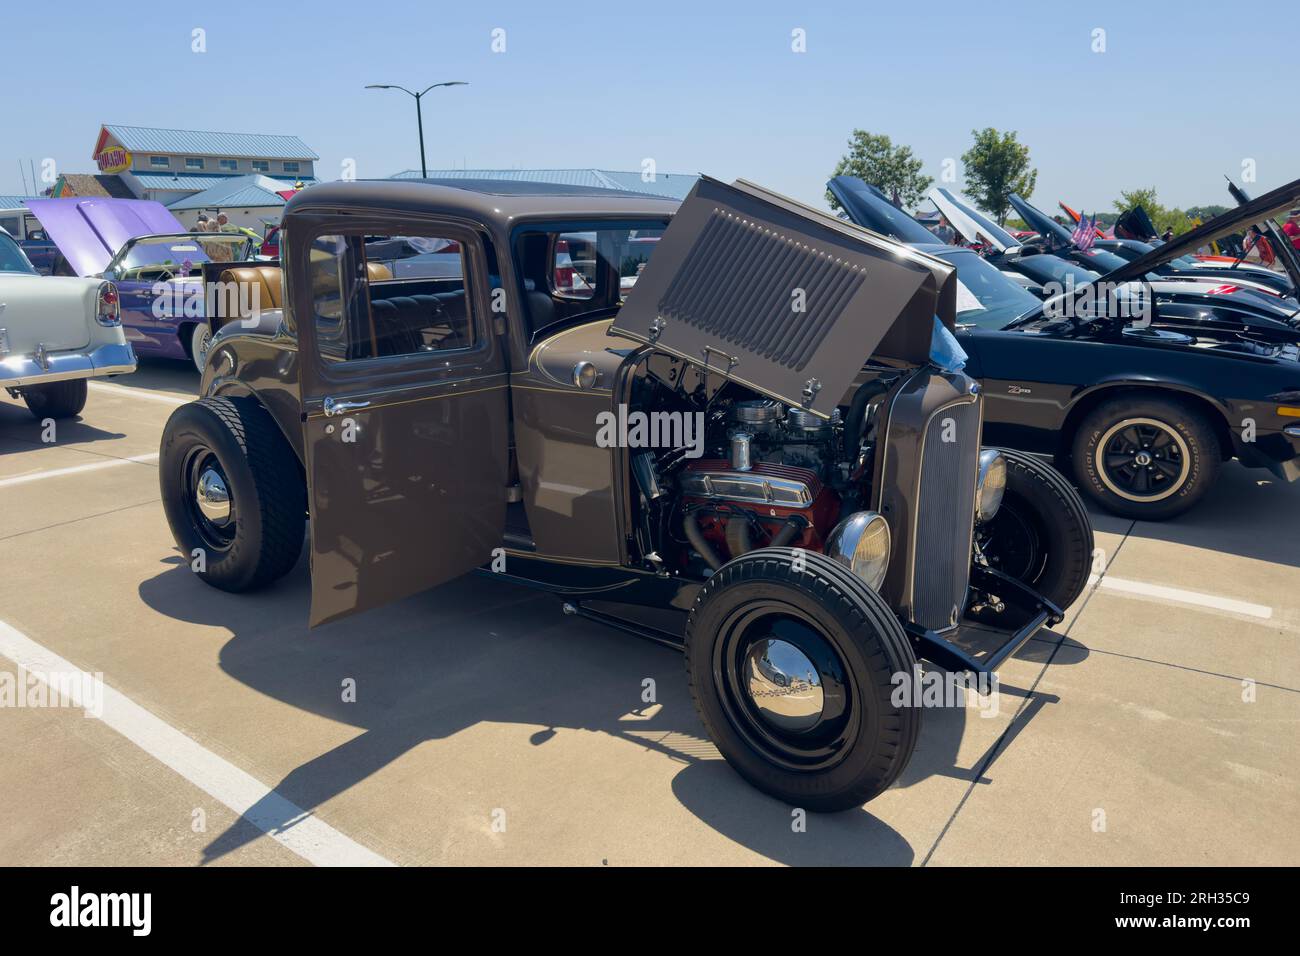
[287,212,510,626]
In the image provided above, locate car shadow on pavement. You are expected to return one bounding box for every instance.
[116,358,200,395]
[138,557,1079,866]
[1119,461,1300,569]
[0,406,126,452]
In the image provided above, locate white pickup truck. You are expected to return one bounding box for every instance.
[0,227,136,418]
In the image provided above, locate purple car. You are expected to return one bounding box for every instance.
[25,199,253,371]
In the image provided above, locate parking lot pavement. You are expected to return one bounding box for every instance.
[1,360,1297,866]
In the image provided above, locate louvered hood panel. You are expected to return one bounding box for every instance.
[612,176,957,418]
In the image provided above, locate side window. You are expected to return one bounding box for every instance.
[308,231,474,364]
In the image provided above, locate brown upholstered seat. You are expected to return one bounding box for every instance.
[217,265,285,321]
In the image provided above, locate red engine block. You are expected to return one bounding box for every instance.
[681,459,841,558]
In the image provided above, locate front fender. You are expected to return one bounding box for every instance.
[201,328,304,466]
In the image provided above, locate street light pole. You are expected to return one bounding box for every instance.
[365,81,469,179]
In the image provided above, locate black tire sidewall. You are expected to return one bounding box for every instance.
[23,379,88,419]
[988,450,1093,612]
[159,401,274,591]
[1072,397,1219,520]
[685,549,917,811]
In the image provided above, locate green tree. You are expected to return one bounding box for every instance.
[827,130,932,212]
[960,128,1038,225]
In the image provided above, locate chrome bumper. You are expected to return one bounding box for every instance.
[0,342,137,388]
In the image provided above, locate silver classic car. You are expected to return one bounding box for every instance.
[0,227,136,418]
[158,177,1093,811]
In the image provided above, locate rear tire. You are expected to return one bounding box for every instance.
[22,379,88,419]
[978,449,1093,613]
[189,323,212,373]
[1071,395,1219,520]
[685,548,919,812]
[159,396,305,592]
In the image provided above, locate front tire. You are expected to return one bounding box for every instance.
[1071,395,1219,520]
[685,548,919,812]
[159,396,305,592]
[978,449,1094,613]
[22,379,88,419]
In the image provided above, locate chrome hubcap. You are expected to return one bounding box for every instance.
[745,639,824,733]
[195,468,231,525]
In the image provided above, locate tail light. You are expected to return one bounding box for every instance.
[96,282,121,327]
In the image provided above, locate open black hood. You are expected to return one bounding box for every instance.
[1227,178,1300,294]
[827,176,940,245]
[1007,193,1076,249]
[1115,205,1158,241]
[1099,176,1300,285]
[612,176,958,418]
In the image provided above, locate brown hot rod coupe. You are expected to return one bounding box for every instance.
[159,176,1093,811]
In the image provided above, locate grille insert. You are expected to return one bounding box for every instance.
[913,400,979,630]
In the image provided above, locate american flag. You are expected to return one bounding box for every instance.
[1070,213,1097,251]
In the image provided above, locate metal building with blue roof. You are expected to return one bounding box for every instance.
[387,168,697,201]
[65,123,320,211]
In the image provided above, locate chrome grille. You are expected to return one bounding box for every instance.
[913,400,980,630]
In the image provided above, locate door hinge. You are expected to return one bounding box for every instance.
[506,484,522,503]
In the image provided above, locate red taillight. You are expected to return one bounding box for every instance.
[97,282,122,326]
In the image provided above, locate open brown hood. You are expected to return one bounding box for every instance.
[612,176,957,418]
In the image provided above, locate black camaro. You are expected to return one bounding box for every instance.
[831,175,1300,520]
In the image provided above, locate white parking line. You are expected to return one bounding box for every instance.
[88,382,191,406]
[0,620,394,867]
[0,452,159,488]
[1088,574,1273,620]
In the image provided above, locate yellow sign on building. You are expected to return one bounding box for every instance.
[95,146,132,174]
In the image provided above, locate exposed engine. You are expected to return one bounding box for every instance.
[630,389,890,575]
[681,400,845,563]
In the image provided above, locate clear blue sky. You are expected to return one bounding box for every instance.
[7,0,1295,213]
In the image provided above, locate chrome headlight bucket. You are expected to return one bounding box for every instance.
[975,449,1006,524]
[825,511,891,591]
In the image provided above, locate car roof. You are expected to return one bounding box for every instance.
[283,178,680,231]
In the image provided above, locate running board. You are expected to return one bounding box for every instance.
[908,566,1063,674]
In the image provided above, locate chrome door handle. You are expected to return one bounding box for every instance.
[322,396,371,417]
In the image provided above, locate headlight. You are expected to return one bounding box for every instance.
[825,511,891,591]
[975,449,1006,524]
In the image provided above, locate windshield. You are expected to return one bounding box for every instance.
[1013,254,1102,289]
[0,232,38,275]
[940,249,1041,328]
[112,234,250,279]
[513,220,668,337]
